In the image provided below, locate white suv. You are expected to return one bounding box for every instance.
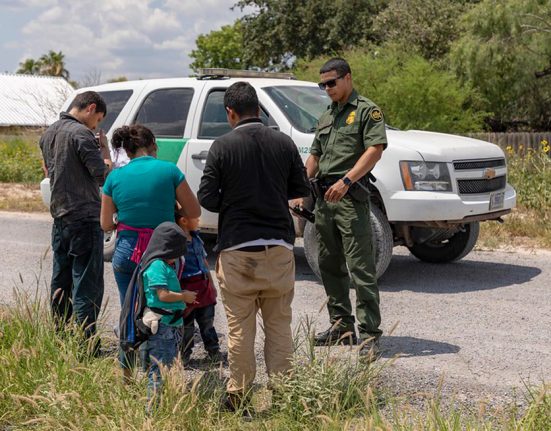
[40,69,516,278]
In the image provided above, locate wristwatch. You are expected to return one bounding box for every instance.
[342,176,352,186]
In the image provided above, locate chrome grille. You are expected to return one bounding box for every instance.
[457,176,507,194]
[454,158,505,170]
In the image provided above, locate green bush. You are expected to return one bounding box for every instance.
[296,45,488,133]
[0,137,43,183]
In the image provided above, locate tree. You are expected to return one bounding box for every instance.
[450,0,551,131]
[234,0,388,69]
[189,21,245,72]
[78,68,102,88]
[16,50,70,80]
[521,2,551,79]
[373,0,471,60]
[38,50,70,79]
[17,58,41,75]
[297,45,487,133]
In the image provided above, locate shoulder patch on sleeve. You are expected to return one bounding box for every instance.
[370,109,383,122]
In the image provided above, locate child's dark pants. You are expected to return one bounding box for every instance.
[181,304,220,359]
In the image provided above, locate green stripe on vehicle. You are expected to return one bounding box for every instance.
[155,138,189,164]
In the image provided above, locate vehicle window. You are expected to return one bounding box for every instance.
[198,89,277,139]
[95,90,133,133]
[134,88,194,138]
[264,86,329,133]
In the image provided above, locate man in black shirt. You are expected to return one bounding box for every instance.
[198,82,310,413]
[40,91,111,350]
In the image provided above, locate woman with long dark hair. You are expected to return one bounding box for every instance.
[100,124,200,381]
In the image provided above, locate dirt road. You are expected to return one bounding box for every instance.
[1,211,549,411]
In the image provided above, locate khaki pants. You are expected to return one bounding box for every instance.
[216,246,295,394]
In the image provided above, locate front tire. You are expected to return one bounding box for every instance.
[103,230,116,262]
[407,222,479,263]
[303,204,394,280]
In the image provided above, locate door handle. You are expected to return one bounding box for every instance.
[191,150,209,160]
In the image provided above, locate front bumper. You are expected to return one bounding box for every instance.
[386,184,516,222]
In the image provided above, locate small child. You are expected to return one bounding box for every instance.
[175,214,222,365]
[140,222,197,409]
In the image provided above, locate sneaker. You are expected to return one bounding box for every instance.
[313,327,358,346]
[358,339,381,363]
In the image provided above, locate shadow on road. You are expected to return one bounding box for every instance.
[204,239,541,294]
[381,335,460,358]
[379,254,541,293]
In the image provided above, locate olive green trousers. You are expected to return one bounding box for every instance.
[315,197,382,340]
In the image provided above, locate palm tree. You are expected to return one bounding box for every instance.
[17,58,41,75]
[39,50,70,80]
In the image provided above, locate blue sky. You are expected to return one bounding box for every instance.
[0,0,245,83]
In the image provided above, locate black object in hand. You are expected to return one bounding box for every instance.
[289,206,315,223]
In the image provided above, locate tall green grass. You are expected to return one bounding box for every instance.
[507,140,551,216]
[479,140,551,248]
[0,136,43,183]
[0,288,548,430]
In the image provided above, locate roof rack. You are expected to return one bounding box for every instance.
[196,68,295,80]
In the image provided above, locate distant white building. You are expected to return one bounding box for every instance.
[0,74,74,128]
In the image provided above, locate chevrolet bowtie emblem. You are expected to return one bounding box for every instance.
[483,167,496,179]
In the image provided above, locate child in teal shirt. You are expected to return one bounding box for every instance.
[139,222,196,410]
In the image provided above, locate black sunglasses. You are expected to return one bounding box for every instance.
[318,75,344,90]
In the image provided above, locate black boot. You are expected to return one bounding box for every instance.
[313,327,358,346]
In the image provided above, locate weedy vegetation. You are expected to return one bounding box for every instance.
[0,282,548,430]
[478,140,551,249]
[0,135,43,183]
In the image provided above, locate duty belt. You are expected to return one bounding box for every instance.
[311,175,374,202]
[312,176,341,198]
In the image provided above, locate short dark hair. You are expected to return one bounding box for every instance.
[69,91,107,115]
[320,57,352,77]
[224,82,259,117]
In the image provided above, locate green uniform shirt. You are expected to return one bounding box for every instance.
[311,89,388,178]
[143,259,185,327]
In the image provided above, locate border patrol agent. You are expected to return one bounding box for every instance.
[293,57,387,359]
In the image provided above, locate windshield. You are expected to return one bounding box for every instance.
[96,90,133,133]
[264,86,329,133]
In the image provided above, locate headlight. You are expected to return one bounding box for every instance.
[400,161,452,191]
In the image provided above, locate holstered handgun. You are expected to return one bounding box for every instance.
[310,178,323,200]
[347,175,370,202]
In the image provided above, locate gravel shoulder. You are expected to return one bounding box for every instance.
[1,211,549,413]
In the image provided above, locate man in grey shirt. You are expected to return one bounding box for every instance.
[40,91,111,352]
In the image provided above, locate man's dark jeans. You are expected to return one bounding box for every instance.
[50,218,104,341]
